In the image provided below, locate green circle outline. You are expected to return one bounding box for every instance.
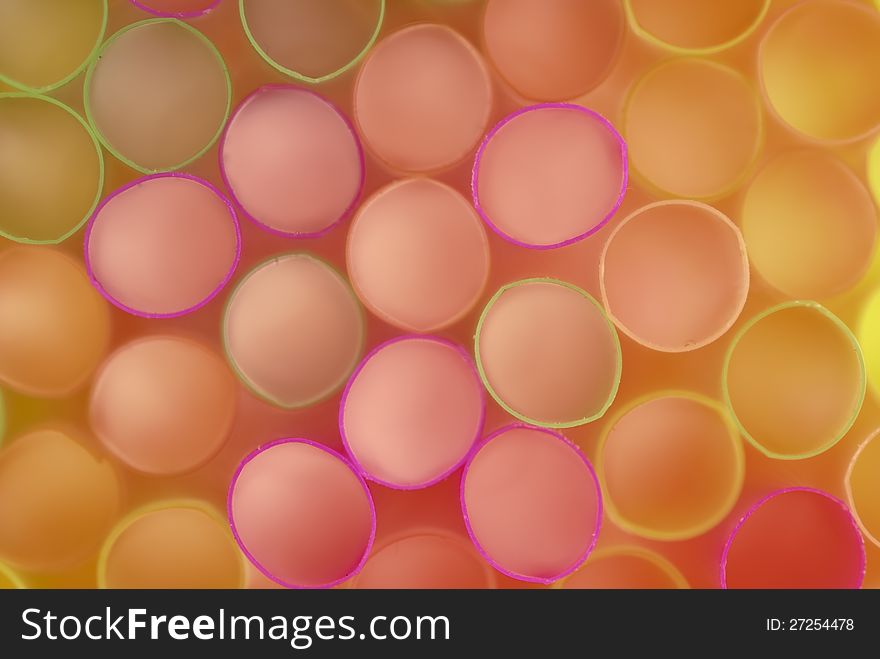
[474,277,623,429]
[721,300,867,461]
[0,0,108,94]
[82,17,232,175]
[239,0,386,84]
[0,560,25,589]
[0,92,105,244]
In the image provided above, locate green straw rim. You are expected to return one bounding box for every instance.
[0,560,25,589]
[721,300,867,461]
[83,17,232,174]
[221,252,367,410]
[474,277,623,429]
[0,0,108,93]
[239,0,386,84]
[0,92,105,245]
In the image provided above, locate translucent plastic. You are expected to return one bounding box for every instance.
[558,546,687,589]
[845,429,880,547]
[129,0,219,17]
[0,562,23,589]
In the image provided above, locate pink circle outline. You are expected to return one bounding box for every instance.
[719,486,866,589]
[459,422,604,584]
[83,171,242,319]
[227,437,377,590]
[339,334,487,491]
[471,102,629,250]
[218,83,367,240]
[128,0,221,19]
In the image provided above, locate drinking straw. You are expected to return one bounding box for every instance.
[758,0,880,143]
[222,253,365,409]
[228,438,376,589]
[98,500,245,589]
[472,103,627,249]
[869,136,880,207]
[0,247,110,398]
[339,336,485,490]
[84,173,241,318]
[346,178,490,332]
[0,429,120,571]
[460,423,602,584]
[0,562,24,589]
[89,336,237,476]
[722,301,866,460]
[721,488,865,589]
[475,278,622,428]
[556,546,688,589]
[481,0,624,101]
[845,429,880,547]
[858,289,880,399]
[624,0,770,55]
[0,0,107,93]
[351,530,497,589]
[623,57,762,199]
[0,93,104,245]
[240,0,385,84]
[129,0,220,18]
[596,391,744,541]
[84,18,231,173]
[353,23,492,173]
[741,149,876,300]
[219,85,364,239]
[600,201,749,352]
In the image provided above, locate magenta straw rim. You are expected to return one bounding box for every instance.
[128,0,221,19]
[459,422,603,584]
[339,334,487,491]
[719,486,866,589]
[83,172,242,319]
[227,437,377,590]
[218,83,367,240]
[471,102,628,250]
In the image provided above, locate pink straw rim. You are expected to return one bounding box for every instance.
[719,486,866,589]
[84,172,242,319]
[128,0,221,19]
[471,102,628,250]
[218,83,366,240]
[227,437,377,590]
[460,422,603,584]
[339,334,487,491]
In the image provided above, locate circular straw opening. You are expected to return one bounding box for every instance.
[240,0,385,84]
[721,488,865,589]
[557,546,688,589]
[858,289,880,400]
[340,335,485,490]
[759,0,880,143]
[624,0,770,55]
[85,173,240,317]
[351,530,496,589]
[600,201,749,352]
[129,0,220,18]
[0,93,104,245]
[84,18,231,173]
[223,253,364,409]
[845,429,880,547]
[0,0,107,93]
[481,0,624,101]
[473,104,627,250]
[219,85,364,239]
[90,336,237,476]
[742,149,877,300]
[723,301,866,460]
[0,562,24,589]
[354,23,492,173]
[0,429,120,571]
[597,391,744,540]
[475,278,622,428]
[346,178,489,332]
[461,424,602,584]
[0,247,110,398]
[623,58,762,199]
[228,438,376,589]
[98,500,245,589]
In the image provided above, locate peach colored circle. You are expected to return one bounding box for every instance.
[90,336,237,476]
[347,178,489,332]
